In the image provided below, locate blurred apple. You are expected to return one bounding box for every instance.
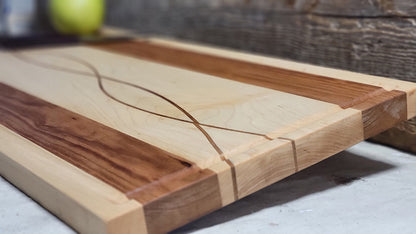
[49,0,104,35]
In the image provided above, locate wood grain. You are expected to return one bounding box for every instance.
[370,118,416,153]
[354,90,407,139]
[0,82,216,200]
[105,0,416,82]
[0,125,147,234]
[0,46,344,167]
[147,37,416,119]
[281,108,364,171]
[140,169,222,234]
[94,40,409,137]
[1,37,415,233]
[106,0,416,20]
[105,0,416,153]
[0,81,224,232]
[94,41,386,109]
[231,139,296,198]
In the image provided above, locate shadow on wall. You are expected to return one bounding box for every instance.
[172,149,394,233]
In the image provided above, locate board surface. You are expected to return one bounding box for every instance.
[1,38,416,234]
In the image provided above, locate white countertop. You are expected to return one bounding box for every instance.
[1,141,416,234]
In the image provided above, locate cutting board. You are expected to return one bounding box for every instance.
[1,38,416,234]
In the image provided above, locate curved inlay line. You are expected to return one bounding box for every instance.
[13,52,273,156]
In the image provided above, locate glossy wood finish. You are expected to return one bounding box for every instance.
[1,37,415,234]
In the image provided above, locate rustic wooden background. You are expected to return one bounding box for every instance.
[105,0,416,153]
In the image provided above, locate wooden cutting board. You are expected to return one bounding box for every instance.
[1,38,416,234]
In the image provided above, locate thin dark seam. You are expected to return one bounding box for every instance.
[12,51,276,200]
[12,52,271,140]
[278,137,298,172]
[56,53,225,156]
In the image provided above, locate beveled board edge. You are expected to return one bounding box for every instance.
[0,82,226,234]
[91,35,414,207]
[1,35,415,233]
[0,125,147,234]
[0,121,232,234]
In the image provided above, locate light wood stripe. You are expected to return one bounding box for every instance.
[0,125,147,234]
[92,41,384,109]
[92,40,408,138]
[0,82,223,223]
[0,83,188,191]
[149,37,416,119]
[0,38,413,234]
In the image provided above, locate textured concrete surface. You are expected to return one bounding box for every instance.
[1,141,416,234]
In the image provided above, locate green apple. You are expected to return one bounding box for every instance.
[49,0,104,35]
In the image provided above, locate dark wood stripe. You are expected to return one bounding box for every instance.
[353,90,407,139]
[92,41,409,139]
[92,41,386,109]
[13,52,273,154]
[0,83,221,200]
[128,166,222,233]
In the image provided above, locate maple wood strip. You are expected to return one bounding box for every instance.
[208,161,236,206]
[1,40,413,233]
[150,37,416,119]
[94,41,410,141]
[92,41,386,109]
[281,108,364,172]
[0,125,147,234]
[0,82,225,232]
[230,139,296,199]
[0,82,191,195]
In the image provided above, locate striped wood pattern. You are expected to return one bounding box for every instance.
[1,38,415,234]
[93,40,408,139]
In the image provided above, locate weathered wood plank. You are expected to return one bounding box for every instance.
[106,0,416,82]
[106,0,416,18]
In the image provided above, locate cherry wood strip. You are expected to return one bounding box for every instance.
[92,41,385,109]
[0,126,147,234]
[138,168,222,234]
[353,90,407,139]
[0,83,221,204]
[92,41,409,139]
